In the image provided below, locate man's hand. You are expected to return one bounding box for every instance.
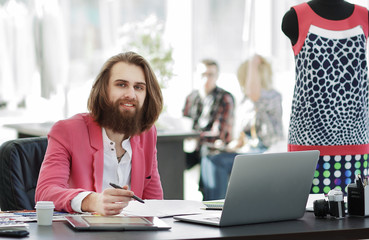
[81,185,134,215]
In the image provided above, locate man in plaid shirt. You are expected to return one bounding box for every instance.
[183,59,235,170]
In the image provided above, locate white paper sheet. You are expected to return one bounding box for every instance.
[120,200,206,218]
[306,194,325,211]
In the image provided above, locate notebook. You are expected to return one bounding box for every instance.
[174,150,320,227]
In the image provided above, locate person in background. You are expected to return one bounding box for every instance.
[200,54,284,200]
[182,59,235,170]
[35,51,163,215]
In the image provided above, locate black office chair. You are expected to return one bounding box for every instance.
[0,137,48,211]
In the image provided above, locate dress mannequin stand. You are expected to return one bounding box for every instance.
[281,0,369,194]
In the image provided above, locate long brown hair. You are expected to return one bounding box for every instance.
[87,51,163,132]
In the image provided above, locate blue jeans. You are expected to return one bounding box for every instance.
[200,148,266,201]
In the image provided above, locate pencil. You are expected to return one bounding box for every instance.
[109,182,145,204]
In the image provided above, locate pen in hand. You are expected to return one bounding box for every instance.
[109,182,145,204]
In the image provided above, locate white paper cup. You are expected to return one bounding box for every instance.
[35,201,55,226]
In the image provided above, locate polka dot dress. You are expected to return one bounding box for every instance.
[312,154,368,194]
[288,3,369,194]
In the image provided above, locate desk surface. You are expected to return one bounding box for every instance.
[9,212,369,240]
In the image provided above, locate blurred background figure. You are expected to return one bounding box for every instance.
[182,59,235,170]
[200,54,284,200]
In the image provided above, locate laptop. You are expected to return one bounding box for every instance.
[174,150,319,227]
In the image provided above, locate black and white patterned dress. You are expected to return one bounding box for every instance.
[288,3,369,194]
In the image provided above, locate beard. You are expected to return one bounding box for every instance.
[99,99,144,136]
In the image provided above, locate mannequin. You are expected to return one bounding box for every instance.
[281,0,368,45]
[281,0,369,195]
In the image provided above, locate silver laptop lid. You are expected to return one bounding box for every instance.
[220,150,319,226]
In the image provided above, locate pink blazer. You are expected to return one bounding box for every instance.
[35,113,163,213]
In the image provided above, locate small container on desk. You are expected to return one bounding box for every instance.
[347,175,369,216]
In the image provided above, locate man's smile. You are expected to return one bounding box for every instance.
[120,102,136,110]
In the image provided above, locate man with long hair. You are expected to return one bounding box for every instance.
[36,52,163,215]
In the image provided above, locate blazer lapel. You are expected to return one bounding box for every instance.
[130,136,145,197]
[85,114,104,192]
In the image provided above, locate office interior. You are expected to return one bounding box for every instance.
[0,0,368,202]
